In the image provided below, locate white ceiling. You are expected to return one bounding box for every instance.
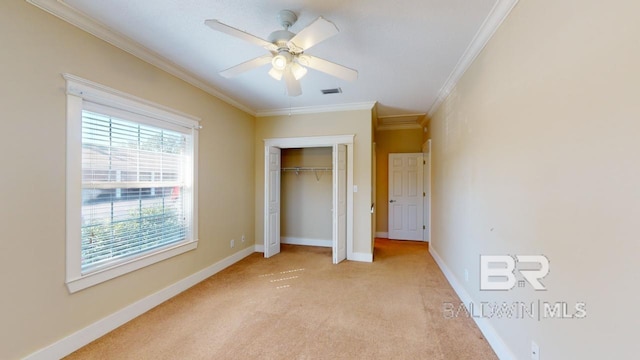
[31,0,516,119]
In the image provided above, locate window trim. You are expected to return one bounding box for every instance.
[64,74,200,293]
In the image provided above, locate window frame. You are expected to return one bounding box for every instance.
[64,74,199,293]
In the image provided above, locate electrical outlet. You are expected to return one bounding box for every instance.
[531,341,539,360]
[230,239,235,248]
[241,235,245,243]
[464,268,469,282]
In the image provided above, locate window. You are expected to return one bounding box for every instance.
[65,74,199,293]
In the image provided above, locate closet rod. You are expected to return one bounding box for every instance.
[281,167,332,172]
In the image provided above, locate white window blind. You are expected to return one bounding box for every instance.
[81,110,190,273]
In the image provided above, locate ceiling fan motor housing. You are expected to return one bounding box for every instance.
[268,29,295,49]
[269,10,298,51]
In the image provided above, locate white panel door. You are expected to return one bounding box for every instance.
[333,144,347,263]
[388,153,424,241]
[265,146,281,257]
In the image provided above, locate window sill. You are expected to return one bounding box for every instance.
[66,239,198,293]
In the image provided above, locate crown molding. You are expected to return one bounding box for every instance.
[27,0,256,116]
[28,0,518,121]
[376,123,422,132]
[420,116,430,128]
[427,0,520,117]
[375,113,426,132]
[256,101,377,117]
[371,103,379,129]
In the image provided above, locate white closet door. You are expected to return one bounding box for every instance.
[265,146,281,257]
[333,144,347,263]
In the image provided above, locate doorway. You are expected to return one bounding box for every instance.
[263,135,354,264]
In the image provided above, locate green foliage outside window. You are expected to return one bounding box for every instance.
[81,206,185,271]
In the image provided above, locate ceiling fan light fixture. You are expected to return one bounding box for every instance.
[272,52,291,70]
[268,67,284,80]
[290,62,308,80]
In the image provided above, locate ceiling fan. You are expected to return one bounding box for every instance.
[204,10,358,96]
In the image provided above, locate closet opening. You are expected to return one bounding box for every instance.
[263,135,354,264]
[281,147,333,252]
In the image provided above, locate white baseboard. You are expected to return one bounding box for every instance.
[349,252,373,263]
[25,246,256,360]
[375,232,389,238]
[255,241,371,263]
[428,246,516,360]
[281,237,332,247]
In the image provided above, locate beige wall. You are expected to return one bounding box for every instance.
[281,148,333,241]
[374,129,424,234]
[255,110,373,255]
[430,0,639,358]
[0,2,255,358]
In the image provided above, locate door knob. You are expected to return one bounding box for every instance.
[389,200,396,203]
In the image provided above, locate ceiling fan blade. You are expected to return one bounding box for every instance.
[299,55,358,82]
[287,17,339,52]
[220,55,273,78]
[283,68,302,96]
[204,20,277,52]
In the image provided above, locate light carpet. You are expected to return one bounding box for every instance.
[66,239,497,359]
